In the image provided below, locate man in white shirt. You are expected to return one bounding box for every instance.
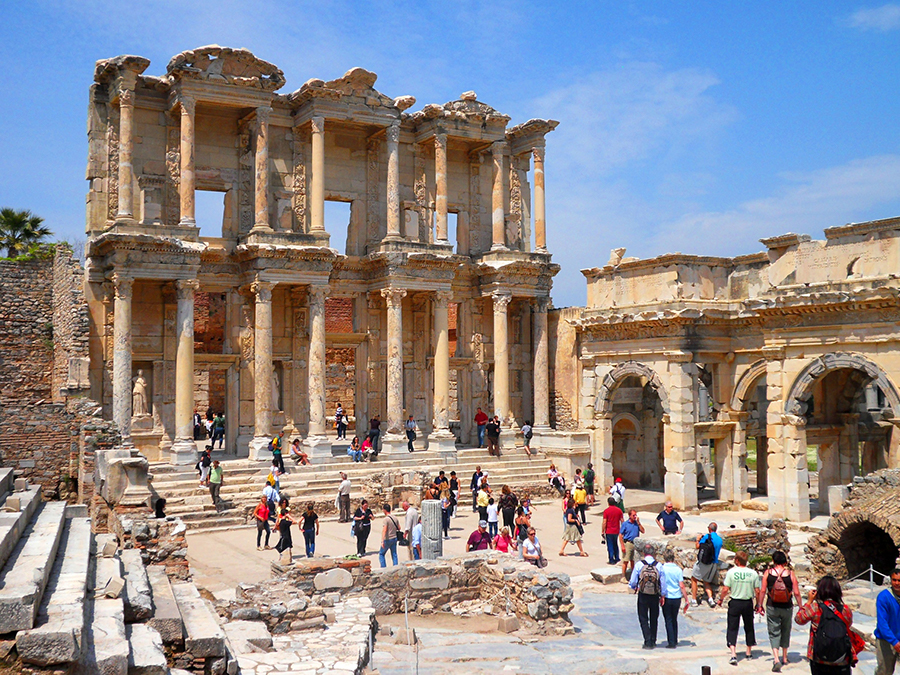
[403,500,419,560]
[411,516,423,560]
[336,472,352,522]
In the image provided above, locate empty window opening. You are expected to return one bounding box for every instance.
[325,297,354,334]
[448,212,459,252]
[195,189,228,238]
[194,292,226,354]
[326,347,356,428]
[324,200,352,255]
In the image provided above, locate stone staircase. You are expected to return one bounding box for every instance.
[149,445,551,532]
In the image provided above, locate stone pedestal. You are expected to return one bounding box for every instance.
[379,434,411,457]
[427,434,457,462]
[99,448,151,507]
[248,437,273,462]
[421,499,443,560]
[539,431,592,480]
[304,436,333,463]
[828,484,849,515]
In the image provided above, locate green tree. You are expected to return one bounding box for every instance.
[0,208,52,257]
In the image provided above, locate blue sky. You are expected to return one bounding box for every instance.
[1,1,899,307]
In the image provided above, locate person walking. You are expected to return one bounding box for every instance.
[573,482,588,524]
[610,477,626,511]
[486,497,499,538]
[211,412,225,449]
[335,402,347,440]
[208,459,223,509]
[486,416,501,456]
[601,497,624,565]
[756,550,802,672]
[379,503,401,567]
[795,575,859,675]
[336,472,352,522]
[474,407,489,448]
[660,550,689,649]
[449,471,460,516]
[300,502,319,558]
[620,509,645,582]
[521,419,533,457]
[514,506,531,553]
[198,447,211,487]
[274,497,296,565]
[494,526,517,553]
[559,498,588,557]
[521,527,546,567]
[353,499,374,557]
[411,514,423,560]
[440,487,452,539]
[875,568,900,675]
[262,479,279,522]
[270,430,285,474]
[476,482,491,523]
[403,500,419,560]
[368,414,381,455]
[584,462,596,506]
[499,485,518,532]
[691,523,724,607]
[254,494,271,551]
[630,544,666,649]
[656,501,683,535]
[405,415,418,452]
[717,550,760,665]
[470,466,483,512]
[466,520,494,551]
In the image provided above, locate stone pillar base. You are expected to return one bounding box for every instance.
[249,436,273,462]
[427,433,457,462]
[380,433,411,456]
[304,435,333,463]
[170,440,198,466]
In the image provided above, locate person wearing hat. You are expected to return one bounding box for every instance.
[610,477,626,512]
[467,520,494,551]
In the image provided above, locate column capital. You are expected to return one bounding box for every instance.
[118,88,135,108]
[178,95,195,116]
[532,296,550,313]
[531,146,545,163]
[433,290,453,308]
[491,140,508,157]
[251,279,275,303]
[111,272,133,300]
[175,278,200,300]
[386,121,401,144]
[381,287,407,308]
[256,105,272,124]
[434,132,447,150]
[311,115,325,134]
[308,284,330,305]
[491,291,512,311]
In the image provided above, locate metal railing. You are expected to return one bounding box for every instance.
[844,564,890,593]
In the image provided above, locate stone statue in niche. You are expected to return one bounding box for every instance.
[133,369,150,417]
[272,367,282,412]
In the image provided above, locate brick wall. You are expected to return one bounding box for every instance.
[325,297,353,333]
[51,247,89,400]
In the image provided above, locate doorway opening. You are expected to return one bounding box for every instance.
[195,189,229,238]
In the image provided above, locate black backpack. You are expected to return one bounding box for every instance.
[812,602,851,666]
[698,535,716,565]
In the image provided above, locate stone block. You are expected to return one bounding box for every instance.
[497,614,519,633]
[223,620,273,652]
[146,565,183,645]
[396,627,417,645]
[409,573,449,591]
[2,497,20,512]
[13,478,27,492]
[103,576,126,599]
[102,540,118,558]
[313,568,352,591]
[170,582,225,658]
[126,623,167,675]
[121,549,153,622]
[828,485,850,515]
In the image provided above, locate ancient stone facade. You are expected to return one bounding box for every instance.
[553,217,900,520]
[84,46,559,463]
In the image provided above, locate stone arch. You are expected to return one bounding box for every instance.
[731,359,768,411]
[594,361,670,417]
[818,507,900,582]
[785,352,900,415]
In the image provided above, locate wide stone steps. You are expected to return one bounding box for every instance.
[81,537,129,675]
[171,581,226,658]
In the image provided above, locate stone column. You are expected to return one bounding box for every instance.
[252,106,273,233]
[491,142,507,250]
[421,499,443,560]
[115,89,136,223]
[532,147,547,252]
[249,280,275,460]
[664,353,698,510]
[532,297,550,428]
[170,279,199,464]
[385,122,402,240]
[431,291,456,457]
[434,132,449,244]
[111,273,134,445]
[310,116,325,232]
[382,288,407,444]
[492,292,513,426]
[179,96,196,226]
[305,284,332,459]
[595,414,615,489]
[781,414,811,521]
[730,413,751,505]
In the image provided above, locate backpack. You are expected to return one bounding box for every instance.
[812,602,852,666]
[267,440,274,453]
[767,569,791,604]
[698,535,716,565]
[637,560,661,596]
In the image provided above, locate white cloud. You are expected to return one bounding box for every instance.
[847,4,900,31]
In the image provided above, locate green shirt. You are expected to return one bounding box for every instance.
[724,565,760,600]
[209,466,223,484]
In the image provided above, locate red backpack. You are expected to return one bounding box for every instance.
[767,569,791,604]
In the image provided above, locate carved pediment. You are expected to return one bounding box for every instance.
[411,91,510,124]
[289,67,413,110]
[94,55,151,84]
[165,45,286,92]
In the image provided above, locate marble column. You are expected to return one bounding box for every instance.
[170,279,200,464]
[252,106,273,233]
[115,89,135,222]
[385,122,402,240]
[249,280,275,460]
[492,291,513,425]
[111,272,134,445]
[382,288,407,438]
[310,116,325,232]
[532,297,550,428]
[179,96,196,226]
[305,284,332,459]
[491,142,507,250]
[664,354,698,510]
[421,499,443,560]
[434,133,449,244]
[431,291,456,456]
[532,146,547,252]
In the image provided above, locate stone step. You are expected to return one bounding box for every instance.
[79,536,128,675]
[182,516,247,531]
[0,500,67,633]
[146,565,184,646]
[126,623,167,675]
[170,582,226,658]
[0,486,43,571]
[0,468,14,499]
[121,549,153,623]
[16,516,93,666]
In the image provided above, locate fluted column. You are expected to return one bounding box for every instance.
[170,278,200,464]
[179,96,196,226]
[111,273,134,444]
[382,288,407,434]
[532,146,547,252]
[115,89,135,222]
[491,142,507,250]
[310,116,325,232]
[434,132,449,243]
[249,279,275,460]
[307,285,329,438]
[433,291,453,433]
[252,106,273,232]
[385,122,402,240]
[492,291,512,424]
[532,297,550,428]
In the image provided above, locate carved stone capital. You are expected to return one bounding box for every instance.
[491,141,508,158]
[256,106,272,125]
[118,88,135,108]
[531,146,545,165]
[532,296,550,313]
[434,132,447,152]
[491,291,512,312]
[386,121,401,144]
[111,272,133,300]
[311,115,325,135]
[308,284,330,307]
[433,290,453,309]
[179,95,195,116]
[175,278,200,300]
[251,280,275,303]
[381,287,407,308]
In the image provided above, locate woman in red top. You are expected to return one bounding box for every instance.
[493,526,517,553]
[254,494,271,551]
[794,575,855,675]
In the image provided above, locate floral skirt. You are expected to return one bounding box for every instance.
[562,524,582,542]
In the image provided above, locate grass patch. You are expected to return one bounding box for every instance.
[807,445,817,472]
[747,437,757,471]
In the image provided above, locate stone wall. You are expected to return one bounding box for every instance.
[102,505,190,580]
[51,246,90,401]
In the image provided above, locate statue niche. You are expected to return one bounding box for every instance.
[132,367,153,430]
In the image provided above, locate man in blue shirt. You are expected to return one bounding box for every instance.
[690,522,723,607]
[410,515,423,560]
[656,502,683,535]
[630,545,668,649]
[875,568,900,675]
[619,509,645,582]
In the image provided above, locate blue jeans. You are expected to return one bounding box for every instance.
[379,537,398,567]
[477,424,486,447]
[303,529,315,558]
[442,509,451,536]
[413,547,421,560]
[488,521,498,538]
[606,535,620,564]
[348,449,362,462]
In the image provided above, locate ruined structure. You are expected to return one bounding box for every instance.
[552,217,900,520]
[84,46,559,464]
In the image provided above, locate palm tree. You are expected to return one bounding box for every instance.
[0,208,52,257]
